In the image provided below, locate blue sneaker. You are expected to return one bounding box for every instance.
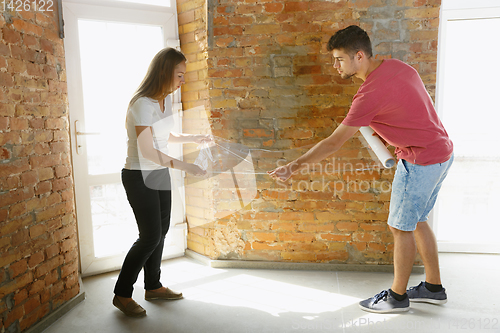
[359,290,410,313]
[407,282,447,305]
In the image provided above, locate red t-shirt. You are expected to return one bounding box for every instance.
[342,59,453,165]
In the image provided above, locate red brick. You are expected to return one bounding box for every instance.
[248,232,277,242]
[29,223,47,239]
[236,4,263,14]
[340,192,375,201]
[368,242,386,252]
[51,280,64,297]
[64,272,78,289]
[309,1,344,11]
[60,237,77,254]
[281,251,316,261]
[295,65,322,75]
[0,71,14,87]
[0,147,10,162]
[279,212,314,221]
[284,2,308,12]
[40,289,50,304]
[12,228,30,246]
[35,255,63,279]
[47,217,62,231]
[0,271,33,299]
[216,5,234,14]
[316,211,352,221]
[28,252,44,268]
[14,289,28,305]
[0,116,8,130]
[2,27,22,44]
[29,279,45,296]
[243,24,280,35]
[44,269,58,287]
[29,154,61,168]
[35,203,66,223]
[20,170,38,187]
[34,142,50,155]
[46,193,61,207]
[319,233,351,241]
[61,260,78,279]
[280,233,316,242]
[0,42,10,56]
[23,295,41,315]
[9,259,28,278]
[243,128,274,138]
[271,222,297,232]
[52,177,72,192]
[8,201,27,219]
[64,249,78,264]
[30,117,45,129]
[4,305,23,328]
[35,180,51,195]
[43,65,58,79]
[40,38,53,53]
[336,222,359,232]
[24,34,40,49]
[45,243,59,259]
[50,141,69,154]
[178,10,195,25]
[229,16,253,25]
[53,225,74,242]
[316,251,349,262]
[20,307,42,331]
[265,3,284,12]
[213,26,243,36]
[36,12,56,27]
[208,68,242,78]
[353,232,377,242]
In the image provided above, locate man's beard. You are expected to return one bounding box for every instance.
[341,71,355,80]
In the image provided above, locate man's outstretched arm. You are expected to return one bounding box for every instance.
[268,124,360,182]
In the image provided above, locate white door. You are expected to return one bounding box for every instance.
[63,0,187,276]
[434,0,500,253]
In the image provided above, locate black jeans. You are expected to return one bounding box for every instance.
[114,168,172,298]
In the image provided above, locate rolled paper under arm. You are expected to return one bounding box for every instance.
[359,126,396,168]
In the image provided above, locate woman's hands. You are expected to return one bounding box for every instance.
[192,134,214,145]
[168,132,214,145]
[183,134,212,177]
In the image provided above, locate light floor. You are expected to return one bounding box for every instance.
[44,253,499,333]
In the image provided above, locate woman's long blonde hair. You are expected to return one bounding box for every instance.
[129,47,186,107]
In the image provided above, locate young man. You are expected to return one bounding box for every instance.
[268,25,453,313]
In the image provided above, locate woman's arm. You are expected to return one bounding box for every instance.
[136,126,205,175]
[168,132,213,145]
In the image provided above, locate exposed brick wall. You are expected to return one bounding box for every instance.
[177,0,217,256]
[0,4,80,332]
[179,0,439,264]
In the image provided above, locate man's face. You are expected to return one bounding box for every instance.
[332,49,358,80]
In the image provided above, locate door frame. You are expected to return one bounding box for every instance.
[63,0,187,276]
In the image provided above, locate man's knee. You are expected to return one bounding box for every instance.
[389,225,413,236]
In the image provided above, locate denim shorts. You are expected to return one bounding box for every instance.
[388,154,454,231]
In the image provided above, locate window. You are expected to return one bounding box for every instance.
[434,0,500,253]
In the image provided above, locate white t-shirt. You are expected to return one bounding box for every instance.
[124,95,174,170]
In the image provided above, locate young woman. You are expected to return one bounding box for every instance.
[113,48,210,317]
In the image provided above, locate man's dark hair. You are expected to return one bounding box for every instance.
[327,25,373,58]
